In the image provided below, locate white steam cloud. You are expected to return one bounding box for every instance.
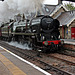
[0,0,44,23]
[7,41,32,50]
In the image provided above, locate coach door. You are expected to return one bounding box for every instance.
[71,27,75,39]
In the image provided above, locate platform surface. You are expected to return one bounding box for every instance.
[61,39,75,45]
[0,46,51,75]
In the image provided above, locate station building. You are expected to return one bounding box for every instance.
[57,11,75,39]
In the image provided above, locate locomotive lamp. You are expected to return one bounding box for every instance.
[40,35,45,41]
[61,40,64,44]
[42,36,45,41]
[43,41,48,46]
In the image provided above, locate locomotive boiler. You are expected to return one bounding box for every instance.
[0,15,63,52]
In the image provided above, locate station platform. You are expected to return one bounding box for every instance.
[61,39,75,45]
[61,39,75,50]
[0,46,51,75]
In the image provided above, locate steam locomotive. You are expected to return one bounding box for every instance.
[0,15,64,52]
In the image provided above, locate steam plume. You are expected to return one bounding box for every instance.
[0,0,43,23]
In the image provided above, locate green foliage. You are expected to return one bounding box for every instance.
[64,2,75,11]
[17,14,21,17]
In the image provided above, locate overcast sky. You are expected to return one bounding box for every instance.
[44,0,75,6]
[44,0,58,5]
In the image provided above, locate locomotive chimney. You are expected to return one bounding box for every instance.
[58,0,62,5]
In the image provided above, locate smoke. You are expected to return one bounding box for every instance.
[7,41,32,50]
[0,0,44,23]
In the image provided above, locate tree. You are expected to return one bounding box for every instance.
[64,2,75,11]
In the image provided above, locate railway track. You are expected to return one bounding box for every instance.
[47,53,75,66]
[61,43,75,57]
[0,40,75,75]
[57,49,75,57]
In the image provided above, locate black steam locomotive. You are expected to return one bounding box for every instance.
[0,15,63,52]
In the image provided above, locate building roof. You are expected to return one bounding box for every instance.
[26,4,68,20]
[57,10,75,26]
[42,5,57,15]
[42,4,68,16]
